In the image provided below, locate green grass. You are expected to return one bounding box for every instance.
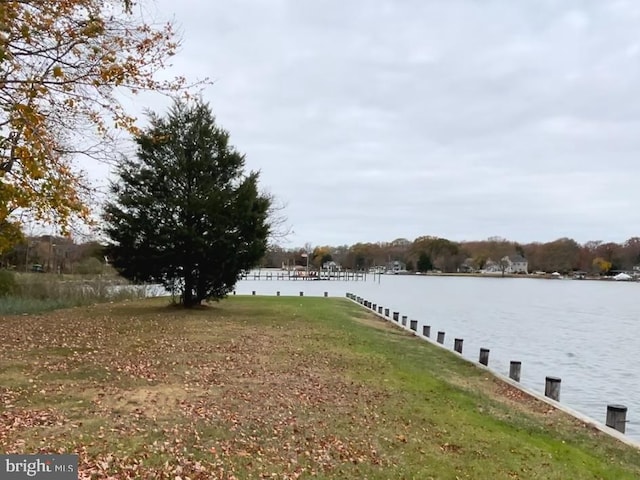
[0,296,638,479]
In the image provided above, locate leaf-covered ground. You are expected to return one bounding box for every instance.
[0,296,638,479]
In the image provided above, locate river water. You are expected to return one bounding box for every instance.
[235,273,640,440]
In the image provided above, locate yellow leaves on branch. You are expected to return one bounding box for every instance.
[0,220,23,255]
[0,0,199,243]
[592,257,612,274]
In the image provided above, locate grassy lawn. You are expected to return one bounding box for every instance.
[0,296,638,479]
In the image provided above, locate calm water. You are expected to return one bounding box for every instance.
[235,273,640,440]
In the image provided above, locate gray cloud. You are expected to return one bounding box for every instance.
[104,0,640,246]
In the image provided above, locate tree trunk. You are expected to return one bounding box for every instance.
[183,271,195,307]
[196,274,208,304]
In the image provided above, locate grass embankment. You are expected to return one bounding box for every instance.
[0,297,638,479]
[0,272,150,315]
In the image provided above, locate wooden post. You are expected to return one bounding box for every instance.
[545,376,561,401]
[437,331,445,344]
[299,291,304,297]
[410,320,418,331]
[454,338,463,353]
[378,306,383,314]
[233,291,236,295]
[252,291,256,296]
[401,315,407,326]
[324,292,328,297]
[509,361,521,382]
[422,325,431,337]
[606,405,627,434]
[385,308,389,317]
[277,291,280,296]
[479,348,490,366]
[372,303,377,310]
[392,312,399,321]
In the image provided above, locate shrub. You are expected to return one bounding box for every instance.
[76,257,104,275]
[0,270,16,296]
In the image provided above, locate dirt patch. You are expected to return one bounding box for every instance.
[352,313,406,333]
[97,385,196,418]
[491,379,552,414]
[449,371,578,426]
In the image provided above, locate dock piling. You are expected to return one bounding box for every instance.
[479,348,490,366]
[606,405,628,433]
[509,361,521,382]
[545,376,561,401]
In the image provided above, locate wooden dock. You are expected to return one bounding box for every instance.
[240,270,369,281]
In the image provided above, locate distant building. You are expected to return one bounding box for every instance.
[482,259,501,274]
[323,260,341,271]
[386,260,406,274]
[458,257,476,273]
[502,255,528,274]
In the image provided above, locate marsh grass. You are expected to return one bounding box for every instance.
[0,297,638,479]
[0,272,153,314]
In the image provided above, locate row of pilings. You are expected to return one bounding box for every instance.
[346,292,629,435]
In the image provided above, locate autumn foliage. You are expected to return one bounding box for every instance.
[263,236,640,275]
[0,0,189,248]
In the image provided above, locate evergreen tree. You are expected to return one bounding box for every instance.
[104,100,271,307]
[416,252,433,273]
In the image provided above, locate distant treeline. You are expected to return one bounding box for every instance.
[262,236,640,274]
[1,236,106,274]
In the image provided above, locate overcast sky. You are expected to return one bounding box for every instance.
[98,0,640,247]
